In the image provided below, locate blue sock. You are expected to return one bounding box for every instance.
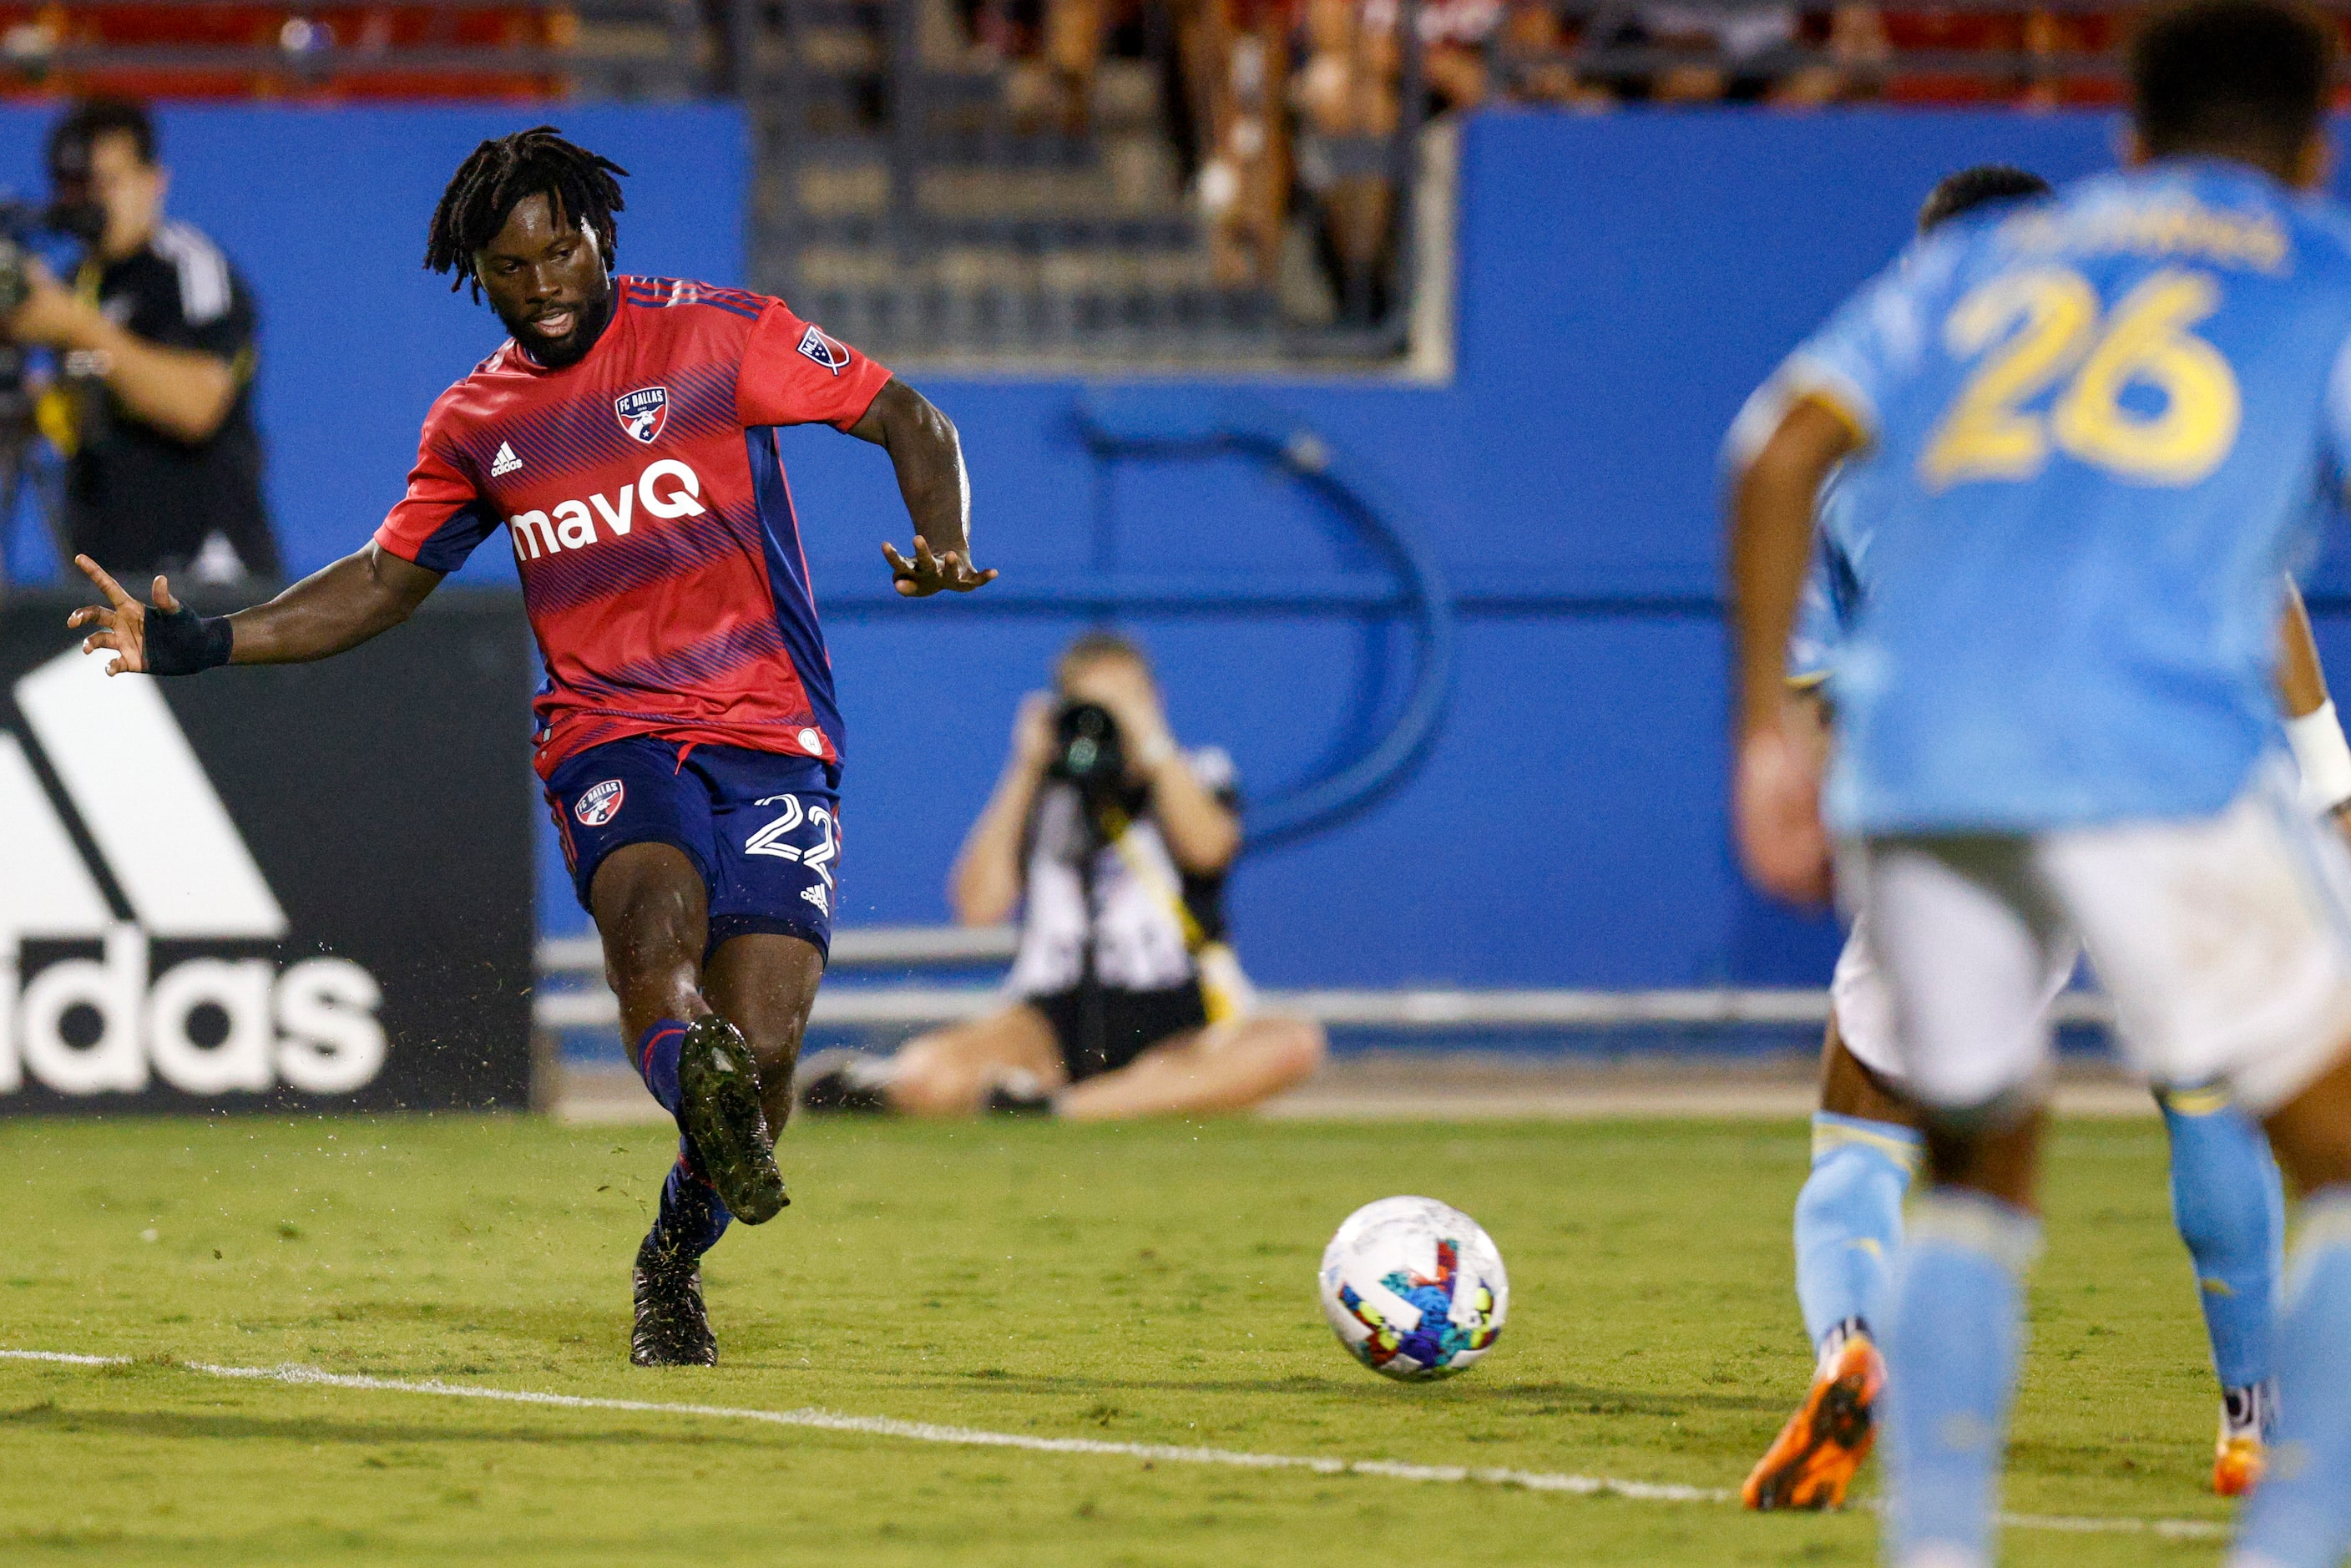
[634,1019,688,1120]
[2159,1090,2284,1396]
[2234,1192,2351,1568]
[1795,1112,1919,1354]
[1883,1191,2041,1567]
[643,1138,731,1267]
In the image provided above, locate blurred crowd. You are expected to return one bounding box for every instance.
[983,0,2152,321]
[0,0,2200,334]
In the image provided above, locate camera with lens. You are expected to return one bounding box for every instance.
[1049,701,1128,806]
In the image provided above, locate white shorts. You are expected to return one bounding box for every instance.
[1842,765,2351,1115]
[1830,908,2078,1090]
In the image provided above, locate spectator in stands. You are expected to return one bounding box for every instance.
[799,631,1327,1120]
[1578,2,1882,104]
[1490,0,1613,106]
[1292,0,1406,324]
[2,99,280,584]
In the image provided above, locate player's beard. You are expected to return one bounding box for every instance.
[499,276,615,370]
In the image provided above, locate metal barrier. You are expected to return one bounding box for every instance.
[532,925,2121,1033]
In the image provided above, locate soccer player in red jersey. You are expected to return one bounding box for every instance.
[63,128,995,1365]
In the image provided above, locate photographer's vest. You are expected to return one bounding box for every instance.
[1004,748,1254,1019]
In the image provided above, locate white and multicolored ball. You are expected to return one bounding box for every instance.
[1318,1195,1508,1380]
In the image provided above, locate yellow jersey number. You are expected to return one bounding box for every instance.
[1921,265,2240,490]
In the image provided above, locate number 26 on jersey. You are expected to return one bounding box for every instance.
[1923,265,2241,490]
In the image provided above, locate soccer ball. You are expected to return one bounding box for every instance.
[1318,1195,1508,1380]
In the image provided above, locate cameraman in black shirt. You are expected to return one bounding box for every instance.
[3,99,280,583]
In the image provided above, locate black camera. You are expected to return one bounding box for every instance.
[1049,701,1127,802]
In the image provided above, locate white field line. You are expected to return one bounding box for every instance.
[0,1348,2224,1540]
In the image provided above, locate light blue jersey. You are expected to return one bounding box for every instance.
[1763,159,2351,834]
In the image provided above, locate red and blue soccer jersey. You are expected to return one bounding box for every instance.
[373,276,892,781]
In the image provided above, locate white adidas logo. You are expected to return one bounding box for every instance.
[0,648,385,1098]
[491,441,522,477]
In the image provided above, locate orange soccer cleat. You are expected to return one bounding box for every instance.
[1743,1332,1886,1511]
[2213,1429,2267,1499]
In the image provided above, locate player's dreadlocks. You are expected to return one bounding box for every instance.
[424,126,629,300]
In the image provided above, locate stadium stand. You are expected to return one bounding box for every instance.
[0,0,708,100]
[8,5,2351,358]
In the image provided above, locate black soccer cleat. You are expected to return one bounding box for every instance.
[630,1239,717,1367]
[795,1049,894,1115]
[677,1015,788,1225]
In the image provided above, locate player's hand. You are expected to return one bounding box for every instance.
[883,535,997,596]
[1735,724,1833,907]
[66,554,168,675]
[5,256,97,350]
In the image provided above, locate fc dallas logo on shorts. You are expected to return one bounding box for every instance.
[575,778,625,827]
[615,386,669,443]
[797,323,850,376]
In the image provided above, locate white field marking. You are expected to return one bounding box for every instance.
[0,1348,2225,1539]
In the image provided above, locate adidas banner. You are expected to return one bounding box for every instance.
[0,589,535,1112]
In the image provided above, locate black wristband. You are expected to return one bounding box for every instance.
[144,603,234,676]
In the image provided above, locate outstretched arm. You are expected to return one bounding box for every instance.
[68,544,442,675]
[1728,396,1859,906]
[849,377,998,596]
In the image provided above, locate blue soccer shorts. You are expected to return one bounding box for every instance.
[546,736,841,958]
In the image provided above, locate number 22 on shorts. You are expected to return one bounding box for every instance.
[746,794,837,893]
[1923,264,2241,491]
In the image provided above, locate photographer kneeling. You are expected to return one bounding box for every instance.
[802,633,1326,1119]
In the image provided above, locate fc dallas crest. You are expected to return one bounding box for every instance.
[615,386,670,443]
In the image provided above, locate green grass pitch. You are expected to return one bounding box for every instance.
[0,1113,2244,1564]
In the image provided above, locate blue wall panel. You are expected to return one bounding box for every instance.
[19,104,2316,991]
